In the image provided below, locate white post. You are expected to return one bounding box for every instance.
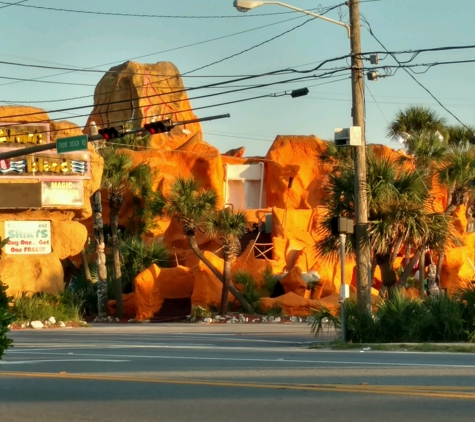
[339,233,347,342]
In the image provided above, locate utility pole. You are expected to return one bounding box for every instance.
[349,0,371,312]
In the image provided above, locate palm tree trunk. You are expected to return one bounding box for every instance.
[80,248,93,293]
[92,190,108,318]
[418,246,426,298]
[391,236,404,264]
[397,248,421,287]
[376,253,398,290]
[186,233,255,314]
[110,205,124,319]
[219,259,232,315]
[404,244,412,266]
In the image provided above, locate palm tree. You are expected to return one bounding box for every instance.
[205,208,247,315]
[388,106,447,141]
[100,148,152,319]
[154,177,255,314]
[446,124,475,151]
[316,152,451,291]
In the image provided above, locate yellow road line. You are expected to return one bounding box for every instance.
[1,371,475,400]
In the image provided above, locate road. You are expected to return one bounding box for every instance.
[1,323,475,421]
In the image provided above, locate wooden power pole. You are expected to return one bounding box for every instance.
[349,0,371,312]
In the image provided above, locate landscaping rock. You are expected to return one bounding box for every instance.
[269,316,275,322]
[290,316,299,323]
[273,317,281,323]
[238,314,245,323]
[59,321,66,327]
[30,321,44,329]
[203,317,213,323]
[47,316,56,324]
[261,317,268,323]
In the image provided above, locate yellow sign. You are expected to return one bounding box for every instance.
[0,123,51,145]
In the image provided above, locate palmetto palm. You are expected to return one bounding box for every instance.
[317,152,451,290]
[388,106,447,141]
[205,208,248,315]
[100,148,152,319]
[446,124,475,151]
[154,177,254,314]
[402,131,448,168]
[437,148,475,215]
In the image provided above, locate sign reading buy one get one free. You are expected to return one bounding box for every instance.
[4,221,51,254]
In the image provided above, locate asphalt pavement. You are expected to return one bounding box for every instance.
[1,323,475,421]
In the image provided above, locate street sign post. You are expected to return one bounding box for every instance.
[56,135,88,154]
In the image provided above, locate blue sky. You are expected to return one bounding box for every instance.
[1,0,474,156]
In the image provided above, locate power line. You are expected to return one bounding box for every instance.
[361,14,475,135]
[0,0,310,18]
[0,73,352,138]
[0,0,26,10]
[0,57,350,120]
[0,10,314,89]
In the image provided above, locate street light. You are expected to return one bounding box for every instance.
[232,0,371,312]
[233,0,351,37]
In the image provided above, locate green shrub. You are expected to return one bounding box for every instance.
[0,282,15,360]
[263,266,277,296]
[233,270,263,313]
[11,290,83,323]
[310,287,475,343]
[265,303,284,317]
[190,305,211,320]
[119,235,169,292]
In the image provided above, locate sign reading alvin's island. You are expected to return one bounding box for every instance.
[42,180,84,207]
[4,221,51,255]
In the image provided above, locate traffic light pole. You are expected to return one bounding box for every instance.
[0,113,231,161]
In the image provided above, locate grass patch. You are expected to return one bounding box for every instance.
[11,290,84,323]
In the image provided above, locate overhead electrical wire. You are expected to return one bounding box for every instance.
[0,0,26,10]
[0,70,348,127]
[361,14,474,135]
[0,53,352,120]
[0,0,327,18]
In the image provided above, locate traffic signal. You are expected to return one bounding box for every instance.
[98,127,120,140]
[144,119,173,135]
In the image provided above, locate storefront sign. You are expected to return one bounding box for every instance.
[4,221,51,254]
[41,181,84,207]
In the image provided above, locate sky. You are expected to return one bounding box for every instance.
[0,0,474,157]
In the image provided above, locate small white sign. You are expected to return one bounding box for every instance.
[340,283,350,299]
[4,221,52,255]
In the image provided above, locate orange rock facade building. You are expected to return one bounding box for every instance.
[1,61,473,319]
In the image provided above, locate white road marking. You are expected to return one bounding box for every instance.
[1,359,129,365]
[4,350,475,368]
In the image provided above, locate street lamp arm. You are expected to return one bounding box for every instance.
[265,1,350,37]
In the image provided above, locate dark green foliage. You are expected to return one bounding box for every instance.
[0,237,15,359]
[233,270,262,312]
[310,288,475,343]
[0,282,15,360]
[263,266,278,296]
[119,235,169,292]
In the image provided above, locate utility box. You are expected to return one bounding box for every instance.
[334,126,362,147]
[331,217,354,236]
